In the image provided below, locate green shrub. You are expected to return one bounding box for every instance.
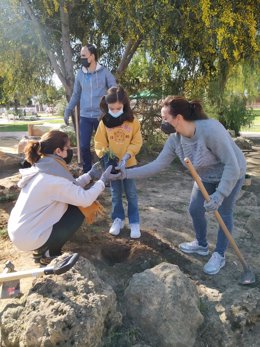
[220,95,255,136]
[133,98,167,154]
[55,96,67,118]
[60,125,77,147]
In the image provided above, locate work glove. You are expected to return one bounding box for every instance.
[64,110,70,126]
[115,153,130,180]
[118,166,127,180]
[87,162,103,180]
[204,191,225,212]
[100,165,121,184]
[116,153,131,171]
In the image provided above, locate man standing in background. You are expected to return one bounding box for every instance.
[64,44,116,172]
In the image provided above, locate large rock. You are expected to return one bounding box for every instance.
[0,173,20,202]
[226,288,260,345]
[125,262,203,347]
[227,288,260,330]
[0,254,122,347]
[0,150,21,170]
[234,137,253,151]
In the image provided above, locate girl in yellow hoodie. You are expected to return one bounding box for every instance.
[94,85,143,238]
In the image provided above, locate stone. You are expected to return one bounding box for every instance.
[0,150,21,170]
[0,254,122,347]
[125,262,203,347]
[234,137,253,151]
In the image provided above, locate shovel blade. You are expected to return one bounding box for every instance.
[239,269,256,285]
[1,279,20,299]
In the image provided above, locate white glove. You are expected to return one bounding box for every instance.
[100,165,121,184]
[115,153,130,180]
[116,153,131,170]
[204,191,224,212]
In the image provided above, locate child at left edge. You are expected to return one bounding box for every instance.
[94,85,143,238]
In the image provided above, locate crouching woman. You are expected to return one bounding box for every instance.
[8,130,114,265]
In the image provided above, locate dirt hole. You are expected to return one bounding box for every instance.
[101,243,131,266]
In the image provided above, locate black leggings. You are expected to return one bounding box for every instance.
[42,205,84,256]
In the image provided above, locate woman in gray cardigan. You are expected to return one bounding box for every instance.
[116,96,246,275]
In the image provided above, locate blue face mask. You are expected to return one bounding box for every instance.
[108,108,124,118]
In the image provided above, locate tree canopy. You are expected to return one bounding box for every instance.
[1,0,260,127]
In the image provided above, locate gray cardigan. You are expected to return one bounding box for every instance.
[126,119,246,197]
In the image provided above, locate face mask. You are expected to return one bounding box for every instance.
[160,122,176,134]
[108,108,124,118]
[64,148,73,164]
[81,58,91,68]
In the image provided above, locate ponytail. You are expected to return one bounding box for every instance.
[24,130,69,164]
[162,96,208,121]
[190,99,208,120]
[24,141,41,164]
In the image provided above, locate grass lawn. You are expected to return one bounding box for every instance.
[241,112,260,132]
[0,123,29,131]
[0,116,63,132]
[0,112,259,133]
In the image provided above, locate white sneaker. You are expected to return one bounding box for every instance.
[203,252,225,275]
[179,240,209,256]
[130,223,141,239]
[109,218,124,236]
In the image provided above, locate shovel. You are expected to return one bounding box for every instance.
[0,253,79,299]
[74,105,81,165]
[184,158,255,285]
[0,260,20,299]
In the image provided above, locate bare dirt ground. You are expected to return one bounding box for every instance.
[0,135,259,346]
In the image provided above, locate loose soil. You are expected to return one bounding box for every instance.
[0,136,260,347]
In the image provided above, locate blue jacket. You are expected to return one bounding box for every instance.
[65,63,116,119]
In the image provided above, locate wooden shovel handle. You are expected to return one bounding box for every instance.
[74,105,81,165]
[184,158,249,270]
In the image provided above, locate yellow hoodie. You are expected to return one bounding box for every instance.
[94,118,143,167]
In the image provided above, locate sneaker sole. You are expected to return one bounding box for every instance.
[130,233,141,239]
[109,230,121,236]
[179,246,209,256]
[203,261,225,275]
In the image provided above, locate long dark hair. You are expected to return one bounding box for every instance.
[161,96,208,121]
[24,130,69,164]
[100,85,134,122]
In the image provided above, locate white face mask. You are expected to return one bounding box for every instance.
[108,108,124,118]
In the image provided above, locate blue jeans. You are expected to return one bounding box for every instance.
[189,177,244,256]
[110,178,140,224]
[80,117,99,173]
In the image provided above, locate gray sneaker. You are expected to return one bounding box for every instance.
[179,240,209,256]
[203,252,225,275]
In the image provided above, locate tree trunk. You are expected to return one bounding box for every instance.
[20,0,74,100]
[60,3,74,100]
[117,37,143,75]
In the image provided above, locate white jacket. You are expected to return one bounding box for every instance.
[8,167,105,251]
